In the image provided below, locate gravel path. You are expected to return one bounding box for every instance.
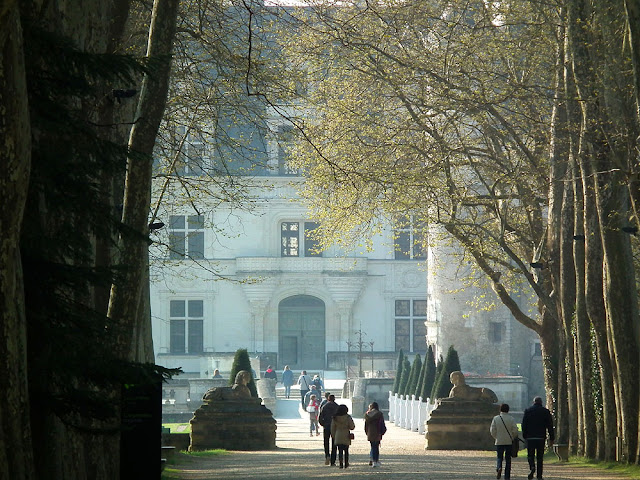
[163,398,631,480]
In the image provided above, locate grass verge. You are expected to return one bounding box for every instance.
[568,456,640,479]
[162,423,191,433]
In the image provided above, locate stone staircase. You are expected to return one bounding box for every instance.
[274,370,348,399]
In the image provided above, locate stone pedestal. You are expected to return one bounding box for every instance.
[189,398,276,451]
[257,378,277,416]
[424,399,498,450]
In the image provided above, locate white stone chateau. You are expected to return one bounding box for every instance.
[150,170,429,376]
[149,130,543,410]
[149,3,543,408]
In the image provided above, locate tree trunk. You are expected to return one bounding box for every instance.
[578,111,618,462]
[546,22,571,446]
[595,175,640,462]
[567,0,640,461]
[572,158,598,457]
[107,0,179,361]
[559,170,577,449]
[0,5,36,478]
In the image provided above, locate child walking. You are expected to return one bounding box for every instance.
[331,404,355,469]
[307,394,320,436]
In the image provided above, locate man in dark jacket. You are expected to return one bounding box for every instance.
[263,366,277,381]
[319,394,339,465]
[522,396,555,480]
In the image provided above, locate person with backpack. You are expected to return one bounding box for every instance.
[311,374,324,398]
[364,401,386,468]
[297,370,312,409]
[319,394,339,465]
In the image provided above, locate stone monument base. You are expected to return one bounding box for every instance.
[425,399,498,450]
[189,398,276,451]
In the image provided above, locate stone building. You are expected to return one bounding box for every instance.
[148,3,543,409]
[149,171,428,379]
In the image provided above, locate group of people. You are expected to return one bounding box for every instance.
[490,397,555,480]
[308,393,387,469]
[272,366,556,476]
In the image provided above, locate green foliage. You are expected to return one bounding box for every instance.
[420,346,437,401]
[183,449,229,457]
[430,355,445,399]
[405,354,422,397]
[392,349,404,394]
[415,353,427,397]
[398,357,412,397]
[568,456,640,478]
[432,346,462,399]
[162,423,191,433]
[229,348,258,397]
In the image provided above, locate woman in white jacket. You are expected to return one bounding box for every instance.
[490,403,519,480]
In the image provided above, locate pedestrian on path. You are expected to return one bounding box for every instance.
[282,365,294,398]
[298,370,312,408]
[364,401,386,468]
[311,374,324,398]
[307,394,320,436]
[522,396,555,480]
[264,365,277,381]
[319,394,339,465]
[490,403,519,479]
[331,404,355,469]
[304,385,319,408]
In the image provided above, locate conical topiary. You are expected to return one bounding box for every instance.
[392,349,405,394]
[229,348,258,397]
[420,345,437,401]
[415,352,427,397]
[430,354,445,399]
[398,357,411,397]
[406,354,422,397]
[432,345,461,399]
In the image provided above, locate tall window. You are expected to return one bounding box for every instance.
[489,321,504,343]
[395,299,427,352]
[175,127,207,176]
[281,221,322,257]
[394,216,426,260]
[169,300,204,354]
[275,125,299,175]
[169,215,204,259]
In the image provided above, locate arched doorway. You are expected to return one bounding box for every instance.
[278,295,325,370]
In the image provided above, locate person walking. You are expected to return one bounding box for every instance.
[311,374,324,398]
[319,394,339,465]
[331,404,355,469]
[307,394,320,436]
[490,403,519,479]
[304,385,319,408]
[364,402,386,468]
[297,370,312,409]
[319,391,330,410]
[282,365,294,398]
[522,396,555,480]
[263,365,277,381]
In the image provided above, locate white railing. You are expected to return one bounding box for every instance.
[387,391,437,435]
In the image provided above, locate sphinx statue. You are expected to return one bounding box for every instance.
[425,370,499,450]
[448,371,498,403]
[190,369,276,451]
[202,370,252,402]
